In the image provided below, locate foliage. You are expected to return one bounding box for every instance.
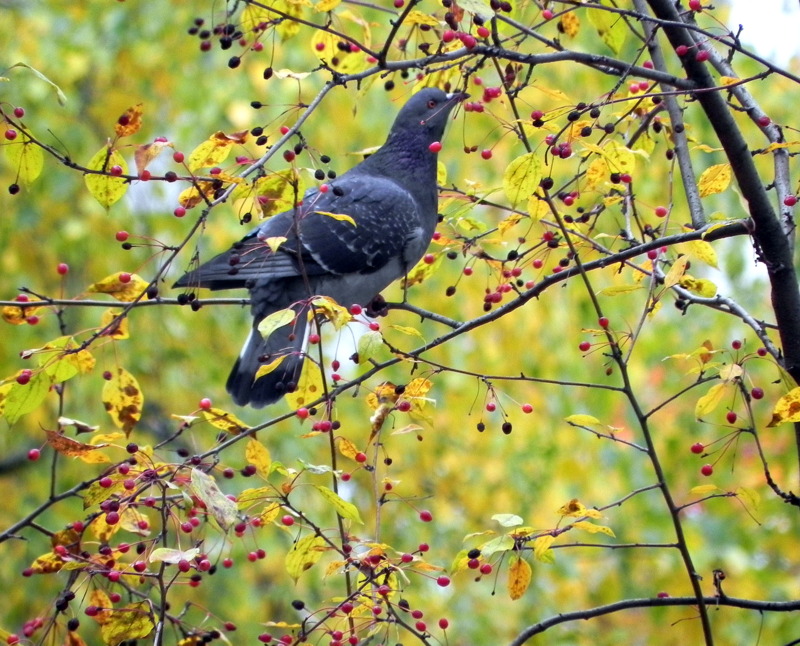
[2,1,800,645]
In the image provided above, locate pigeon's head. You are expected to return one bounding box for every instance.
[389,88,468,146]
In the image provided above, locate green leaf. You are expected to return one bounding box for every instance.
[99,601,154,646]
[503,153,542,209]
[8,62,68,105]
[4,131,43,185]
[285,534,326,581]
[586,0,627,54]
[313,484,363,524]
[356,330,383,364]
[185,468,238,530]
[492,513,523,527]
[85,146,128,208]
[4,371,51,424]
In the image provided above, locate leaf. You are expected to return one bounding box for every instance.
[583,157,608,192]
[768,386,800,426]
[2,300,43,325]
[404,9,441,26]
[690,484,719,495]
[99,602,154,646]
[603,140,635,176]
[134,140,169,174]
[5,130,43,185]
[315,0,340,10]
[100,309,130,340]
[695,382,727,419]
[257,308,296,339]
[85,146,128,208]
[114,104,143,138]
[572,520,616,537]
[533,535,555,561]
[149,547,200,564]
[337,436,361,461]
[187,130,247,171]
[503,153,542,208]
[8,62,68,105]
[455,0,494,21]
[101,368,143,436]
[663,256,689,289]
[557,499,589,517]
[312,296,353,330]
[698,163,732,197]
[678,276,717,297]
[29,550,65,574]
[246,437,272,478]
[586,0,626,54]
[285,359,324,409]
[264,236,287,253]
[253,169,305,218]
[357,330,383,363]
[88,272,150,303]
[285,534,327,581]
[313,485,363,524]
[314,210,357,226]
[565,414,601,426]
[681,238,718,268]
[200,407,249,435]
[600,284,643,296]
[185,468,238,530]
[492,513,523,528]
[4,370,51,424]
[58,416,100,434]
[507,554,532,600]
[44,430,108,457]
[254,356,287,381]
[559,12,580,38]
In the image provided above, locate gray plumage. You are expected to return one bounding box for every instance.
[174,88,465,407]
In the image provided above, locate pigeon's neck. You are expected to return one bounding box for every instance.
[362,139,439,203]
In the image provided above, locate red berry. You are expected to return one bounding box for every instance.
[109,165,123,176]
[296,407,309,419]
[784,195,797,207]
[695,49,709,62]
[442,29,456,43]
[105,511,120,525]
[521,403,533,414]
[223,558,234,568]
[479,563,492,574]
[139,169,151,181]
[394,0,404,7]
[308,333,320,344]
[620,173,632,183]
[438,618,449,629]
[542,9,554,19]
[27,448,40,461]
[401,553,414,563]
[688,0,701,10]
[119,272,131,283]
[283,150,295,162]
[643,60,654,69]
[173,151,185,163]
[436,575,450,587]
[726,411,737,424]
[460,33,477,49]
[16,369,32,385]
[480,149,492,160]
[423,253,435,264]
[579,341,591,352]
[700,464,713,477]
[199,398,212,410]
[419,510,433,522]
[281,515,295,526]
[396,400,412,412]
[174,206,187,217]
[99,476,113,488]
[757,115,771,127]
[418,542,429,552]
[598,317,609,328]
[14,107,25,118]
[757,347,768,357]
[690,442,704,454]
[751,387,764,400]
[485,401,496,412]
[4,129,18,141]
[428,141,442,153]
[56,263,69,275]
[654,206,668,217]
[115,231,129,242]
[85,606,99,617]
[731,339,742,350]
[369,321,380,331]
[676,45,689,56]
[355,452,367,463]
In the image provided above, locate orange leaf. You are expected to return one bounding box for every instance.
[507,554,532,600]
[44,430,109,457]
[114,104,143,138]
[134,140,169,175]
[101,367,143,436]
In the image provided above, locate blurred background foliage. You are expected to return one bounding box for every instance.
[1,1,799,644]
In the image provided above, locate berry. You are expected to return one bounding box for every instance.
[174,206,187,217]
[442,30,456,43]
[436,575,450,587]
[109,165,123,176]
[199,397,212,410]
[119,272,131,283]
[757,115,771,127]
[283,150,295,162]
[690,442,704,454]
[16,370,32,385]
[14,107,25,118]
[423,253,435,264]
[355,452,367,463]
[419,510,433,522]
[296,407,309,419]
[598,317,609,328]
[173,151,185,163]
[751,387,764,400]
[479,563,493,575]
[695,49,709,62]
[700,464,713,477]
[579,341,591,352]
[439,618,449,630]
[428,141,442,153]
[27,448,41,461]
[99,476,113,488]
[476,26,490,38]
[784,195,797,207]
[655,206,668,217]
[281,515,295,526]
[676,44,689,56]
[726,411,737,424]
[688,0,701,10]
[521,403,533,414]
[105,511,120,525]
[731,339,742,350]
[480,149,493,160]
[56,263,69,275]
[4,129,18,141]
[115,231,129,242]
[8,183,20,195]
[542,9,554,19]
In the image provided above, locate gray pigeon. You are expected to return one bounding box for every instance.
[175,88,466,407]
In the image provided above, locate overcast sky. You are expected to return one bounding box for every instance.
[728,0,800,64]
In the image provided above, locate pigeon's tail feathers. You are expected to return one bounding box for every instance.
[226,309,308,408]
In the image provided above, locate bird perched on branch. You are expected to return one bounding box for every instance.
[175,88,466,408]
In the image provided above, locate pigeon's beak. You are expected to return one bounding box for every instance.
[446,91,470,104]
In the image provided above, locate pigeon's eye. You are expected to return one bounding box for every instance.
[427,99,437,109]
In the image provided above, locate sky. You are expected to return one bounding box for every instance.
[728,0,800,64]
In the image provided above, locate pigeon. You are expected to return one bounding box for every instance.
[174,88,466,408]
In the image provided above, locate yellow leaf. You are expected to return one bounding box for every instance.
[237,486,273,509]
[759,141,800,154]
[768,386,800,426]
[29,551,65,574]
[187,130,247,171]
[285,359,324,408]
[719,363,743,382]
[200,407,249,435]
[698,163,732,197]
[185,468,238,530]
[257,307,296,339]
[663,256,689,289]
[313,484,363,523]
[503,153,542,208]
[315,0,340,10]
[583,157,608,192]
[88,272,150,303]
[5,130,43,185]
[507,554,532,600]
[557,499,588,517]
[586,0,626,54]
[114,104,143,138]
[2,301,44,325]
[314,210,357,226]
[100,309,130,340]
[690,484,719,495]
[695,382,727,419]
[559,12,580,37]
[101,368,143,436]
[678,276,718,297]
[260,502,281,524]
[719,75,739,86]
[254,356,287,382]
[246,437,272,478]
[533,535,555,561]
[312,295,353,330]
[85,146,128,208]
[403,9,439,25]
[572,520,616,537]
[437,160,447,186]
[600,284,644,296]
[603,140,635,176]
[285,534,327,581]
[681,237,718,268]
[253,169,305,218]
[565,414,600,426]
[264,236,287,253]
[498,212,523,234]
[337,436,360,460]
[99,602,154,646]
[389,324,423,338]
